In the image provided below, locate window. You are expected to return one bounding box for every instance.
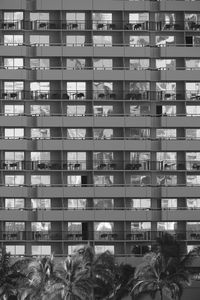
[131,222,151,231]
[156,152,177,170]
[130,59,149,70]
[30,35,49,46]
[156,59,176,70]
[161,199,177,209]
[187,175,200,186]
[187,199,200,209]
[93,105,113,116]
[156,35,175,46]
[93,128,113,139]
[131,175,151,186]
[156,129,176,139]
[95,245,114,254]
[93,59,113,70]
[31,199,51,209]
[68,245,87,255]
[6,245,25,256]
[5,128,24,139]
[94,222,114,239]
[93,36,112,47]
[93,199,114,209]
[130,105,150,116]
[67,82,86,99]
[31,128,50,139]
[186,129,200,140]
[5,151,24,170]
[31,175,50,186]
[66,59,86,70]
[129,13,149,30]
[31,152,50,162]
[67,152,86,170]
[30,59,49,70]
[67,176,81,186]
[156,175,177,186]
[30,105,50,116]
[4,35,23,46]
[93,82,113,99]
[67,129,86,139]
[5,175,24,186]
[30,82,50,100]
[92,13,112,30]
[5,222,25,231]
[156,82,176,100]
[66,13,85,30]
[32,245,51,256]
[186,152,200,170]
[129,36,149,47]
[93,152,114,169]
[4,81,24,100]
[94,175,114,186]
[186,82,200,100]
[67,105,86,116]
[4,12,23,29]
[185,13,200,30]
[68,199,86,209]
[131,199,151,209]
[4,58,23,70]
[155,13,175,30]
[186,106,200,116]
[157,222,177,231]
[130,152,150,170]
[4,105,24,116]
[128,128,150,139]
[30,12,49,30]
[66,35,85,46]
[5,198,24,209]
[186,60,200,70]
[162,105,176,116]
[31,222,51,231]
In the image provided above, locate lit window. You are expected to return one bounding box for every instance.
[5,198,24,209]
[31,199,51,209]
[5,128,24,139]
[6,245,25,256]
[4,35,23,46]
[31,175,50,186]
[5,175,24,186]
[31,128,50,139]
[32,245,51,256]
[4,105,24,116]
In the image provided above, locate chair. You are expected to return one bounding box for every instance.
[62,93,69,99]
[124,23,133,30]
[74,163,81,170]
[107,23,116,30]
[97,23,104,30]
[98,93,105,99]
[109,93,116,99]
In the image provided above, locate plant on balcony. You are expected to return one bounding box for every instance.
[129,233,200,300]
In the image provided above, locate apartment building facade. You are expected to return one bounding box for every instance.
[0,0,200,264]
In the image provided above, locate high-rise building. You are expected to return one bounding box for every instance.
[0,0,200,265]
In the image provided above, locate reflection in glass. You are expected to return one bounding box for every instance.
[186,82,200,100]
[30,105,50,116]
[131,199,151,209]
[31,175,50,186]
[31,128,50,139]
[131,175,151,186]
[130,105,150,116]
[162,105,176,116]
[186,129,200,140]
[93,82,113,99]
[95,245,114,254]
[93,199,114,209]
[156,129,176,139]
[156,35,175,46]
[156,59,176,70]
[94,175,114,186]
[161,199,177,209]
[157,222,177,231]
[156,82,176,100]
[157,175,177,186]
[93,36,112,47]
[67,129,86,139]
[128,128,150,139]
[30,59,49,70]
[131,222,151,231]
[67,105,86,116]
[32,245,51,255]
[129,36,149,47]
[4,58,23,69]
[5,198,24,209]
[68,199,86,209]
[31,199,51,209]
[67,175,81,186]
[5,128,24,139]
[67,82,86,99]
[4,35,23,46]
[66,59,86,70]
[187,175,200,186]
[66,35,85,46]
[5,175,24,186]
[67,152,86,170]
[66,13,85,30]
[93,59,113,70]
[93,105,113,116]
[92,13,112,30]
[156,152,177,170]
[187,199,200,209]
[93,128,113,139]
[186,106,200,116]
[30,35,49,46]
[94,221,113,240]
[6,245,25,256]
[4,105,24,116]
[130,59,149,70]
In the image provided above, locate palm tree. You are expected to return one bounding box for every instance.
[0,247,29,300]
[129,234,200,300]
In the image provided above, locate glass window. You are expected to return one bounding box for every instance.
[129,13,149,23]
[31,199,51,209]
[187,175,200,186]
[30,59,49,70]
[30,35,49,46]
[162,105,176,116]
[186,152,200,170]
[186,82,200,100]
[67,152,86,170]
[157,175,177,186]
[93,59,113,70]
[30,105,50,116]
[4,58,23,70]
[131,199,151,209]
[66,35,85,46]
[130,59,149,70]
[68,244,87,255]
[186,60,200,70]
[93,82,113,99]
[187,199,200,209]
[156,152,177,170]
[31,175,50,186]
[4,35,23,46]
[156,82,176,100]
[31,128,50,139]
[66,59,86,70]
[32,245,51,255]
[6,245,25,256]
[130,105,150,116]
[5,222,25,231]
[128,128,150,139]
[67,129,86,139]
[67,82,86,99]
[4,105,24,116]
[131,222,151,231]
[93,105,113,116]
[5,152,24,169]
[131,175,151,186]
[68,199,86,209]
[93,199,114,209]
[129,36,149,47]
[186,129,200,140]
[161,199,177,209]
[156,36,175,46]
[30,82,50,99]
[156,129,176,139]
[186,106,200,116]
[93,36,112,47]
[185,13,200,30]
[94,175,114,186]
[95,245,114,254]
[94,222,114,240]
[31,222,51,231]
[68,222,82,232]
[5,128,24,139]
[92,13,112,30]
[4,12,23,30]
[66,13,85,30]
[157,222,177,231]
[93,129,113,139]
[5,198,24,209]
[93,152,114,169]
[67,105,86,116]
[67,175,81,186]
[31,152,50,162]
[30,12,49,22]
[156,59,176,70]
[4,81,24,100]
[5,175,24,186]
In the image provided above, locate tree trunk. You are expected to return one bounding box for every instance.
[160,289,163,300]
